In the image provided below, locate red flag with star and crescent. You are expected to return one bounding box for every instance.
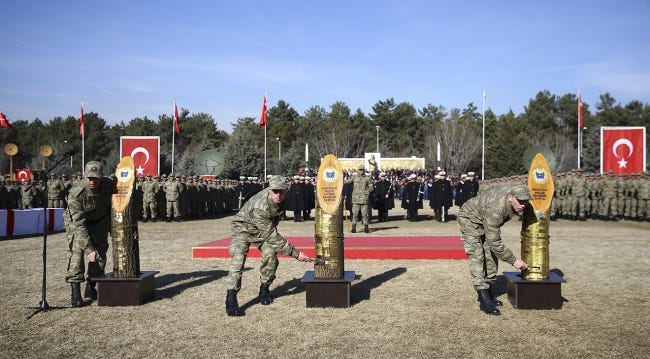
[120,136,160,177]
[0,111,16,130]
[601,126,646,175]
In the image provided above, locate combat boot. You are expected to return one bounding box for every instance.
[225,290,244,316]
[476,288,503,307]
[84,279,97,300]
[259,283,273,305]
[364,225,370,233]
[351,224,356,233]
[477,289,500,315]
[71,282,84,307]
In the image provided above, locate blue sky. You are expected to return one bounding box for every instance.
[2,0,649,133]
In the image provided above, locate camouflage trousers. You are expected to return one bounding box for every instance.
[166,200,181,219]
[226,232,279,292]
[48,198,62,208]
[65,230,108,283]
[142,200,157,219]
[351,203,370,225]
[600,197,617,217]
[459,220,498,291]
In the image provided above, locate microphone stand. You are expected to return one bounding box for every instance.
[27,150,75,319]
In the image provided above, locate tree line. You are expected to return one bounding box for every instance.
[1,90,648,180]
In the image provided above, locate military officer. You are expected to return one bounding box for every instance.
[458,184,530,316]
[345,165,374,233]
[225,175,311,316]
[65,161,114,307]
[141,174,160,222]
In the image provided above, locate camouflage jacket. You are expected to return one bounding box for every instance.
[457,185,517,264]
[231,188,299,258]
[346,174,374,204]
[142,180,160,202]
[66,177,114,254]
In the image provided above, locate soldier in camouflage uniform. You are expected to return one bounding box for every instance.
[163,174,183,222]
[457,184,530,316]
[47,173,64,208]
[141,174,160,222]
[600,170,618,221]
[345,165,374,233]
[65,161,113,307]
[225,175,311,316]
[20,179,38,209]
[637,172,650,221]
[568,169,588,221]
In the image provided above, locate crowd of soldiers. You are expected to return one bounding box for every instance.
[3,167,648,224]
[480,169,650,222]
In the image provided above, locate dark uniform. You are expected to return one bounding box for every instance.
[373,173,394,222]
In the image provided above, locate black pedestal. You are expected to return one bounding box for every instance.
[504,271,565,310]
[94,270,159,306]
[301,271,355,308]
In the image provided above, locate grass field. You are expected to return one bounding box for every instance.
[1,207,648,358]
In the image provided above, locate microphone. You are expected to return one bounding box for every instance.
[62,148,77,156]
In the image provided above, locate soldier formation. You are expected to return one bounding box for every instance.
[2,168,649,224]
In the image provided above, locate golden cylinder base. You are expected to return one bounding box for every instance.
[314,206,344,279]
[521,207,550,280]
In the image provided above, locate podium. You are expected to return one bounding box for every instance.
[95,271,159,306]
[504,271,565,310]
[302,271,355,308]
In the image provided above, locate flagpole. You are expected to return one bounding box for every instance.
[81,102,85,174]
[172,105,176,175]
[481,90,486,181]
[577,90,582,169]
[264,125,267,179]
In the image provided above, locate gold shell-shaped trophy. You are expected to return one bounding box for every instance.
[4,143,19,180]
[521,148,556,280]
[39,145,53,170]
[314,154,345,279]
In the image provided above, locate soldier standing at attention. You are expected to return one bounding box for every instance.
[225,175,311,316]
[457,184,530,316]
[141,174,160,222]
[163,174,182,222]
[345,165,374,233]
[47,173,64,208]
[65,161,113,307]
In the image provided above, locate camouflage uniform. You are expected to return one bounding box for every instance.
[65,164,113,283]
[568,169,587,220]
[47,174,64,208]
[163,176,183,221]
[458,185,527,290]
[20,180,38,209]
[345,166,374,227]
[141,174,160,221]
[227,182,299,292]
[600,172,618,220]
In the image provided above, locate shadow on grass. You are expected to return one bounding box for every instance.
[351,267,407,305]
[239,277,305,312]
[155,269,229,300]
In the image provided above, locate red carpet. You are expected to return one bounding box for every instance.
[192,235,466,260]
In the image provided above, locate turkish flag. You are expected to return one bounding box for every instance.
[601,126,646,175]
[120,136,160,176]
[0,111,16,131]
[259,94,268,128]
[16,169,32,182]
[173,100,180,134]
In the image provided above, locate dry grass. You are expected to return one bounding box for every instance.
[1,207,648,358]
